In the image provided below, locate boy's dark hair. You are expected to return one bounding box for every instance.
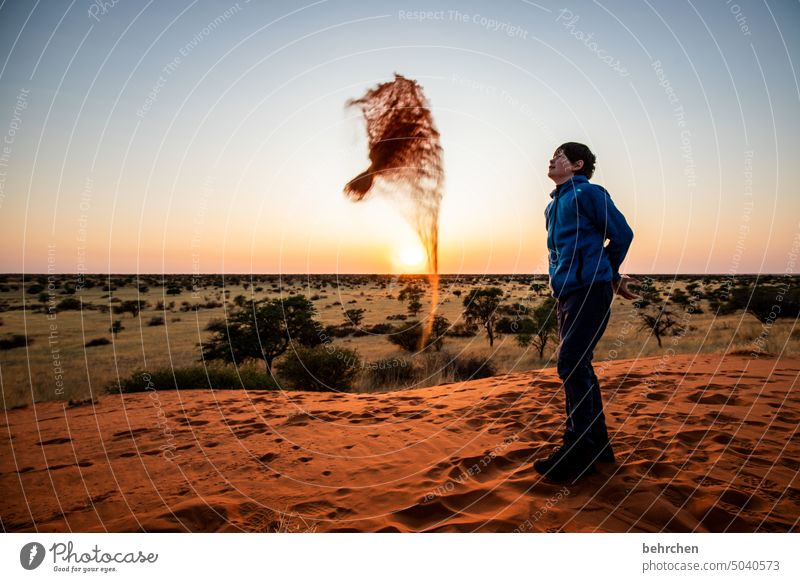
[556,142,596,179]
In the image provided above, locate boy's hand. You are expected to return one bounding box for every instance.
[613,275,641,300]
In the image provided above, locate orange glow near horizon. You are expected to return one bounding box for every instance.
[393,242,427,273]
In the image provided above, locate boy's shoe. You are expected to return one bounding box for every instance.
[533,441,596,483]
[594,441,616,464]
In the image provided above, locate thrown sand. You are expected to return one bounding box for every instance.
[2,354,798,532]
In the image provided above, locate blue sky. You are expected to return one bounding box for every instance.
[0,0,798,274]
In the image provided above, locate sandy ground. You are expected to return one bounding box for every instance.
[1,353,798,533]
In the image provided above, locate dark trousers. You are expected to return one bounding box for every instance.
[556,281,613,449]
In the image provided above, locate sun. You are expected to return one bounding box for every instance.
[394,242,427,272]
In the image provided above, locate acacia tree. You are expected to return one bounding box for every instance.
[636,282,686,348]
[721,286,800,323]
[202,294,322,373]
[344,308,366,327]
[398,283,424,317]
[463,287,504,347]
[525,297,558,358]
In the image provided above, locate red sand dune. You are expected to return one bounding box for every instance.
[1,354,798,533]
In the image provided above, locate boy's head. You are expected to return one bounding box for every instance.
[548,142,596,183]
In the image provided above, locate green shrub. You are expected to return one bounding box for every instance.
[0,334,30,350]
[85,337,111,348]
[496,316,536,334]
[109,365,279,394]
[147,316,165,326]
[364,323,395,334]
[448,355,496,381]
[516,333,532,348]
[325,324,355,338]
[56,297,83,311]
[278,345,361,391]
[445,322,478,337]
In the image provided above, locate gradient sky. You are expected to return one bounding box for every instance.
[0,0,798,275]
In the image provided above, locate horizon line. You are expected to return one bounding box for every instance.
[0,272,791,277]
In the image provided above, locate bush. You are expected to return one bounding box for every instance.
[496,316,536,334]
[110,320,124,336]
[387,316,449,352]
[325,324,355,338]
[362,357,415,388]
[364,323,395,334]
[445,322,478,337]
[56,297,83,311]
[725,286,800,323]
[448,355,496,381]
[119,299,147,317]
[109,365,279,394]
[147,316,165,326]
[0,334,30,350]
[85,337,111,348]
[516,334,532,348]
[278,345,361,391]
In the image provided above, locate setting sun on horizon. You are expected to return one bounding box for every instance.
[395,242,427,272]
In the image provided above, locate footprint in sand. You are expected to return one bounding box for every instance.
[112,428,149,439]
[283,412,312,426]
[35,437,72,446]
[686,391,740,406]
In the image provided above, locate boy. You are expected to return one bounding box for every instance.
[535,142,638,482]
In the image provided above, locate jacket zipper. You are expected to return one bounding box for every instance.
[548,194,560,260]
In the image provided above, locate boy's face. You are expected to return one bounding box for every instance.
[548,149,584,185]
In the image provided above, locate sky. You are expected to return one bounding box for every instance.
[0,0,798,275]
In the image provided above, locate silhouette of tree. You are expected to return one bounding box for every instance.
[463,287,504,347]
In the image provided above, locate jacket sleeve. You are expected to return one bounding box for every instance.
[581,185,633,282]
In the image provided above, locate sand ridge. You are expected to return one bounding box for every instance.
[1,353,798,533]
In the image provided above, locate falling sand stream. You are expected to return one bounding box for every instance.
[343,74,444,349]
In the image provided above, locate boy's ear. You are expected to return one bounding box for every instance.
[572,159,584,171]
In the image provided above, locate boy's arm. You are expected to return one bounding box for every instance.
[582,185,634,282]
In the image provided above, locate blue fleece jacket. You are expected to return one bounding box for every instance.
[545,175,633,298]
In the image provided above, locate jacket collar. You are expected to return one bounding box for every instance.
[550,175,589,198]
